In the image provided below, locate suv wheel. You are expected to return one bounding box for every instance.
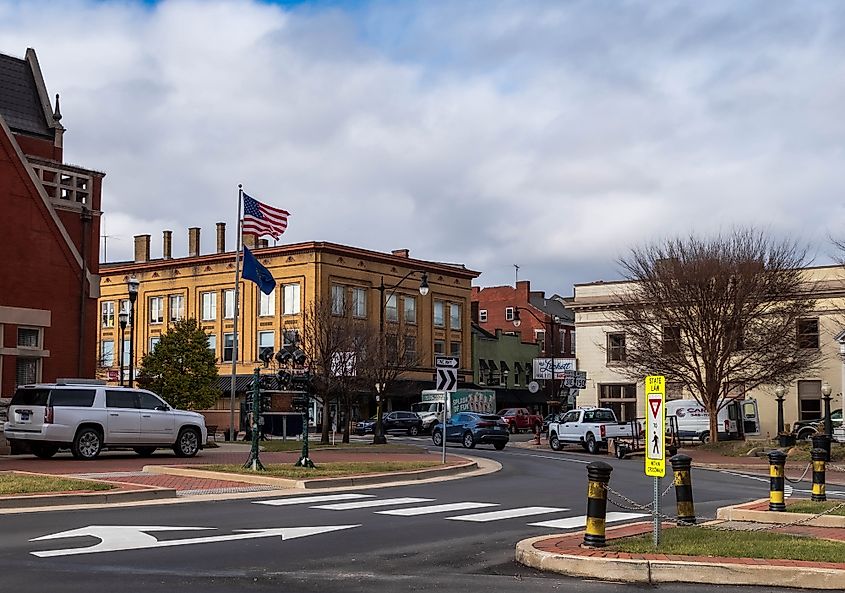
[432,430,443,446]
[408,425,420,436]
[32,444,59,459]
[586,433,600,455]
[174,428,200,457]
[462,432,476,449]
[549,433,561,451]
[71,428,102,460]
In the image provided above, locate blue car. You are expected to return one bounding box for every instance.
[431,412,510,450]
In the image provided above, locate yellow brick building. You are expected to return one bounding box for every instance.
[97,227,479,427]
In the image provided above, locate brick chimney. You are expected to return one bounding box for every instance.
[134,234,150,263]
[391,249,410,258]
[162,230,172,259]
[216,222,226,253]
[188,227,201,257]
[242,232,257,249]
[258,238,269,249]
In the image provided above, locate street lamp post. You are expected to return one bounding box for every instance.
[118,311,128,387]
[126,277,140,388]
[821,381,833,436]
[774,385,786,435]
[373,271,429,445]
[513,307,560,406]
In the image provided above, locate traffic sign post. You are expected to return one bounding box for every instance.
[435,356,459,463]
[645,375,666,548]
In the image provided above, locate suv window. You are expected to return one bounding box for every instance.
[50,389,96,407]
[10,388,50,406]
[137,392,166,410]
[106,390,137,408]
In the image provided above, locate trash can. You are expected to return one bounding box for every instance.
[811,433,831,462]
[777,433,796,448]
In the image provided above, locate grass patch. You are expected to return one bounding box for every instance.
[201,461,441,480]
[0,473,115,496]
[261,440,423,454]
[607,527,845,563]
[787,443,845,462]
[696,440,770,457]
[785,500,845,516]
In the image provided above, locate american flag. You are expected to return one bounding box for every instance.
[241,193,290,239]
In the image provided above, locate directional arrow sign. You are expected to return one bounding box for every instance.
[434,356,459,369]
[30,524,359,558]
[435,368,457,392]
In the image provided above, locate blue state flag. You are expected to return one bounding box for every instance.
[242,244,276,295]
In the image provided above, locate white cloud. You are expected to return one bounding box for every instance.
[2,0,844,295]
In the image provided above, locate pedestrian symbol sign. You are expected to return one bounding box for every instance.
[644,375,665,477]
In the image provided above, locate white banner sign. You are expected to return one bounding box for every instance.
[532,358,576,380]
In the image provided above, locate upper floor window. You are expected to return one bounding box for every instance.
[224,289,235,319]
[386,294,398,323]
[101,340,115,367]
[17,327,41,348]
[479,309,488,323]
[223,333,235,362]
[259,289,275,317]
[404,335,417,364]
[201,292,217,321]
[352,287,367,318]
[149,336,160,352]
[258,331,274,359]
[433,339,446,355]
[169,294,184,322]
[434,300,445,327]
[283,328,300,348]
[449,341,461,358]
[607,332,626,363]
[534,329,546,352]
[450,303,461,330]
[404,296,416,324]
[283,283,301,315]
[207,334,217,359]
[662,326,681,354]
[101,301,115,328]
[149,296,164,324]
[505,307,514,321]
[797,319,819,349]
[331,284,346,315]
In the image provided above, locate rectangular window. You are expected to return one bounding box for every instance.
[15,358,39,387]
[404,296,416,324]
[101,340,115,367]
[662,326,681,354]
[101,301,115,328]
[201,292,217,321]
[479,309,487,323]
[223,333,235,363]
[449,341,461,358]
[598,384,637,422]
[404,335,417,364]
[258,331,274,359]
[434,300,445,327]
[450,303,461,329]
[386,294,398,323]
[798,380,822,421]
[283,328,299,348]
[224,290,235,319]
[122,337,130,367]
[149,296,164,324]
[168,294,184,322]
[434,339,446,355]
[17,328,40,348]
[505,307,514,321]
[534,329,546,353]
[607,333,626,363]
[571,330,576,353]
[283,283,301,315]
[259,289,275,317]
[149,336,160,352]
[207,334,217,359]
[352,287,367,318]
[797,319,820,349]
[386,333,399,363]
[119,299,129,316]
[332,284,346,315]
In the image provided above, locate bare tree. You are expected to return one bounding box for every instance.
[609,228,822,442]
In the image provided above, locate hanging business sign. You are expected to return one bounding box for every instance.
[532,358,576,380]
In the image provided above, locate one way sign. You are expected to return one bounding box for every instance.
[435,356,459,392]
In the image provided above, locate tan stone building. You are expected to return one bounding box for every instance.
[569,265,845,438]
[97,226,479,427]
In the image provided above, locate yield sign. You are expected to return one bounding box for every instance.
[649,398,662,418]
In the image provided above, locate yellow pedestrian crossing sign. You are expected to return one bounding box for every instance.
[645,375,665,477]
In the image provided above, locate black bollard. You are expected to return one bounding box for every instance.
[670,454,696,525]
[768,450,787,512]
[811,433,831,462]
[811,447,827,502]
[582,461,613,548]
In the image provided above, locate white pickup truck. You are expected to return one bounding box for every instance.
[547,407,641,454]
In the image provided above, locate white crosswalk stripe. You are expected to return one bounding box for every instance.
[528,512,646,530]
[446,506,566,522]
[312,497,434,510]
[254,494,374,506]
[376,502,498,516]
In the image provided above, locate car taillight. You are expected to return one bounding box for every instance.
[45,406,53,424]
[600,425,606,438]
[477,421,494,428]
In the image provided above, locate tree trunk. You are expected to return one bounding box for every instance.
[321,395,331,444]
[708,402,720,444]
[342,399,350,443]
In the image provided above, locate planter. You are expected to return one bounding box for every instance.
[777,433,796,447]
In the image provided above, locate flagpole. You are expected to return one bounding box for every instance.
[229,184,244,442]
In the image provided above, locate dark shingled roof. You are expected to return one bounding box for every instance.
[0,52,52,138]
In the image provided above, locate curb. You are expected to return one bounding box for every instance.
[515,534,845,589]
[717,498,845,528]
[144,458,480,489]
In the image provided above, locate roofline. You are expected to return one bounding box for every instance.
[101,240,481,279]
[24,48,63,133]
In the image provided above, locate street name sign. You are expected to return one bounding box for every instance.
[435,356,458,392]
[644,375,666,478]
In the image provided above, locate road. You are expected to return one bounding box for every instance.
[0,439,824,592]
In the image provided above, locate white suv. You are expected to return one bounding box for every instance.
[3,380,207,460]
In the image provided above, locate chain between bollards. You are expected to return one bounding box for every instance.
[582,461,613,548]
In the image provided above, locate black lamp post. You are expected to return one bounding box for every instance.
[118,311,128,387]
[373,270,430,445]
[513,307,560,404]
[127,277,140,388]
[821,381,833,436]
[774,385,785,435]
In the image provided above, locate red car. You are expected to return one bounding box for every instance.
[496,408,543,433]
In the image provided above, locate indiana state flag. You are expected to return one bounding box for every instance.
[242,244,276,295]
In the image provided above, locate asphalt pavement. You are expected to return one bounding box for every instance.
[0,437,829,592]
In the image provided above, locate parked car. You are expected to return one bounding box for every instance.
[542,413,561,434]
[431,412,510,450]
[3,380,207,460]
[547,407,641,454]
[355,411,422,436]
[496,408,543,433]
[792,409,843,441]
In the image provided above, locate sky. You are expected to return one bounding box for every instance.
[2,0,844,297]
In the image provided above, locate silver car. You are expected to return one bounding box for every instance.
[3,379,207,460]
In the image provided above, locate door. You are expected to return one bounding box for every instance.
[742,399,760,436]
[137,391,175,444]
[446,413,465,442]
[559,411,579,441]
[105,390,141,444]
[383,412,398,433]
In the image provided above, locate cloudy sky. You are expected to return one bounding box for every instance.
[2,0,844,295]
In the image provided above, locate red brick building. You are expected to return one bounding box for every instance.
[471,280,575,359]
[0,48,104,396]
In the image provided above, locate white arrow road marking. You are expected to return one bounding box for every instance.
[312,497,433,510]
[254,494,374,506]
[30,525,358,558]
[528,512,647,530]
[376,502,498,516]
[447,507,566,522]
[717,470,794,497]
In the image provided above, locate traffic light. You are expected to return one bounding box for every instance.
[291,393,308,411]
[276,369,291,390]
[260,392,272,413]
